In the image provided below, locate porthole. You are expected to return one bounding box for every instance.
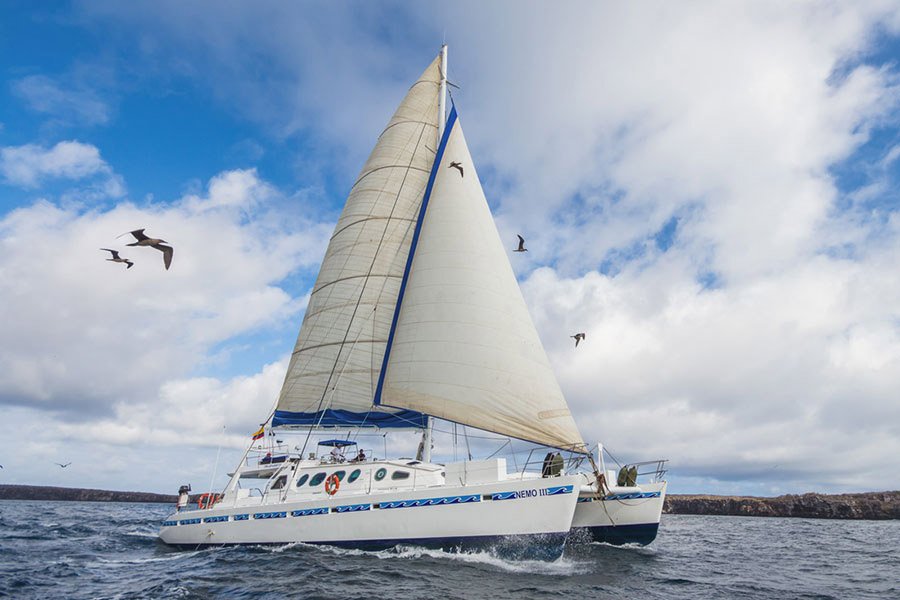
[348,469,361,483]
[374,468,387,481]
[391,470,410,481]
[309,472,327,486]
[333,470,346,481]
[296,474,309,487]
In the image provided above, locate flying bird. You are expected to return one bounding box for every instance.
[120,229,173,270]
[571,333,586,347]
[448,161,464,177]
[100,248,134,269]
[514,235,527,253]
[55,462,72,468]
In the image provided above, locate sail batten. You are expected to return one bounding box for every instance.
[273,54,443,429]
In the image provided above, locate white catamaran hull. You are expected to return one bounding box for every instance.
[570,481,667,545]
[160,476,580,559]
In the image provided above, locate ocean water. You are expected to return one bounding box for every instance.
[0,501,897,600]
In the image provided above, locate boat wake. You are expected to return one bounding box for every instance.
[305,542,592,575]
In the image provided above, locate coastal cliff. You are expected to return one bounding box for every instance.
[665,491,900,520]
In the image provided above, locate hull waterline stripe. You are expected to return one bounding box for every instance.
[374,106,458,407]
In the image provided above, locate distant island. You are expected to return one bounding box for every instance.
[2,485,898,520]
[0,484,178,504]
[665,491,900,520]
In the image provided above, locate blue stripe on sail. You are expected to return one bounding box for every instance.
[374,106,459,407]
[272,408,427,428]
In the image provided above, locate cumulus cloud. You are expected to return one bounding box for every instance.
[0,167,331,425]
[2,1,898,494]
[0,140,123,196]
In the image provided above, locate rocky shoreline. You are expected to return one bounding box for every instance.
[0,484,177,504]
[2,484,898,520]
[665,491,900,520]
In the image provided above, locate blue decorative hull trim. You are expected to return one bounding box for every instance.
[233,514,249,521]
[379,494,480,509]
[572,522,660,546]
[272,408,427,429]
[334,503,371,513]
[291,507,329,517]
[253,511,287,520]
[164,531,568,561]
[602,491,662,501]
[203,515,228,523]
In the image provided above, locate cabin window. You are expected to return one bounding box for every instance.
[296,474,309,487]
[374,468,387,481]
[348,469,361,483]
[391,471,410,481]
[271,475,287,490]
[309,472,327,486]
[333,470,346,481]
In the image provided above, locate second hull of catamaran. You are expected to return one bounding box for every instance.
[571,480,667,546]
[160,466,580,560]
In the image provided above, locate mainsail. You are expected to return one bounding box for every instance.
[376,107,586,451]
[273,55,443,428]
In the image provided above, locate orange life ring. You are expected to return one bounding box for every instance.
[324,474,340,496]
[197,492,220,509]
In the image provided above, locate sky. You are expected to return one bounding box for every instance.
[1,1,899,497]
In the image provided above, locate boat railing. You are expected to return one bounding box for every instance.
[618,459,668,484]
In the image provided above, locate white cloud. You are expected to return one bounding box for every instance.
[4,1,898,494]
[0,168,331,425]
[13,74,111,126]
[0,140,122,195]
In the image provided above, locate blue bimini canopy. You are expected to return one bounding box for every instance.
[317,439,357,448]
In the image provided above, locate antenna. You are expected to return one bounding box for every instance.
[438,44,448,138]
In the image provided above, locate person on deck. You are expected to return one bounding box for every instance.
[330,446,344,463]
[353,449,366,462]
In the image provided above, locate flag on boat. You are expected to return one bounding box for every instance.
[251,426,265,440]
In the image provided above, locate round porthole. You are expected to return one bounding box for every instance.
[348,469,361,483]
[333,470,346,481]
[309,472,327,486]
[296,474,309,487]
[374,468,387,481]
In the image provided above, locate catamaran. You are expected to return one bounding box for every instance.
[158,47,666,558]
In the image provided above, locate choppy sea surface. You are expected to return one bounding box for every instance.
[0,500,897,600]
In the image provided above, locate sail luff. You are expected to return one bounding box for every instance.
[374,107,458,408]
[378,111,587,451]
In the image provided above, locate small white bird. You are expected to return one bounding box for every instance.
[514,234,527,253]
[100,248,134,269]
[121,229,173,270]
[571,333,586,347]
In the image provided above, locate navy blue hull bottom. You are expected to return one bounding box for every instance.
[163,531,569,560]
[572,522,659,546]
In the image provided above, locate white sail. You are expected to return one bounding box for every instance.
[273,55,443,428]
[378,109,586,451]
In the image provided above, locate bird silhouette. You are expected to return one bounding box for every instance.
[448,161,464,177]
[100,248,134,269]
[514,235,527,253]
[55,462,72,468]
[571,333,586,347]
[120,229,173,270]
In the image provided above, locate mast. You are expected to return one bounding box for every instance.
[423,44,447,464]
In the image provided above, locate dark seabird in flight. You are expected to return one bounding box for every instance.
[514,234,527,253]
[448,161,464,177]
[121,229,173,270]
[100,248,134,269]
[55,462,72,468]
[571,333,586,347]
